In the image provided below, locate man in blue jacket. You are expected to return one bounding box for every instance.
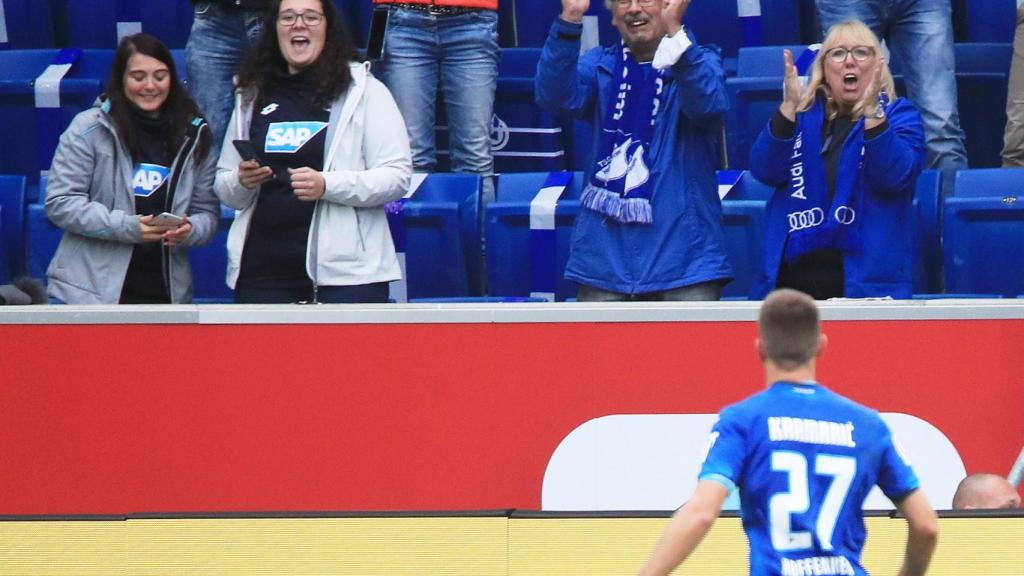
[535,0,732,301]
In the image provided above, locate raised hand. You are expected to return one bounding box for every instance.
[561,0,589,24]
[662,0,691,36]
[780,49,803,121]
[854,59,884,120]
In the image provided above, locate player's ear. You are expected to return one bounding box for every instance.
[755,337,767,362]
[816,333,828,358]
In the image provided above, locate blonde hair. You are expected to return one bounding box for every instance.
[797,20,898,121]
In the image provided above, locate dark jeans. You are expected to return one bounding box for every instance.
[234,282,391,304]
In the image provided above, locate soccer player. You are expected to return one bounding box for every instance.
[638,289,938,576]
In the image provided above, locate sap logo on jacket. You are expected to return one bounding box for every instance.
[132,163,170,197]
[264,121,328,153]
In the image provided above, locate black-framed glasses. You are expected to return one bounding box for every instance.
[277,10,324,27]
[826,46,874,63]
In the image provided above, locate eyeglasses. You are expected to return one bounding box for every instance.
[826,46,874,63]
[277,10,324,27]
[614,0,657,8]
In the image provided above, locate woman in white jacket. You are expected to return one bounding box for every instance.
[215,0,411,303]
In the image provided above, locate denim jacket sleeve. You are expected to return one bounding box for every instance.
[534,18,600,118]
[862,98,926,198]
[668,30,729,127]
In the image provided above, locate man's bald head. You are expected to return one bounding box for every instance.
[951,473,1021,510]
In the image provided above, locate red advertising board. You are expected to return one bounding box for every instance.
[0,311,1021,514]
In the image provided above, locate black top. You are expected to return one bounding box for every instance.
[768,109,889,299]
[237,69,330,291]
[121,107,174,304]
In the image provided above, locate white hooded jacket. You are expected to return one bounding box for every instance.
[214,62,412,289]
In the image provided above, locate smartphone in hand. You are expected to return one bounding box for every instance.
[232,139,263,163]
[150,212,185,227]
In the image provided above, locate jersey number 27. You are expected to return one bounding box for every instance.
[769,451,856,552]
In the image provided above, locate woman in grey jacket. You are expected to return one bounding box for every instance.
[45,33,219,304]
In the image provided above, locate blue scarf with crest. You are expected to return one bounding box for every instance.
[581,42,666,225]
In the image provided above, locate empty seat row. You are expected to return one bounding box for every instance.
[4,168,1022,302]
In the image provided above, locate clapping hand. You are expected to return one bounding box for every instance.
[561,0,589,23]
[780,49,803,121]
[662,0,691,36]
[853,59,885,121]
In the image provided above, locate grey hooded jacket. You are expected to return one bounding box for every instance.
[45,101,219,303]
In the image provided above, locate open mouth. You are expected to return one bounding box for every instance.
[625,17,649,29]
[843,73,859,89]
[290,36,310,49]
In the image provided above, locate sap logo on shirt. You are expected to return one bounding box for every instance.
[133,163,170,197]
[264,121,328,153]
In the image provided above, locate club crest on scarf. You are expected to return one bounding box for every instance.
[581,42,665,225]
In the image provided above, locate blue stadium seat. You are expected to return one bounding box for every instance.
[720,171,772,299]
[0,0,56,48]
[942,168,1024,297]
[389,173,483,299]
[964,0,1016,42]
[913,170,942,295]
[63,1,195,48]
[949,44,1013,169]
[486,171,582,301]
[0,50,106,198]
[723,75,782,169]
[736,45,807,77]
[189,204,234,304]
[24,202,61,281]
[0,174,26,281]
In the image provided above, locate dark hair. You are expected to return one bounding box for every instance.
[758,289,821,370]
[236,0,359,109]
[106,33,211,164]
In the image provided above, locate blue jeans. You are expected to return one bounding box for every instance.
[376,7,500,202]
[185,3,265,153]
[816,0,967,191]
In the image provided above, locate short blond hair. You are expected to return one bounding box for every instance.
[798,20,898,121]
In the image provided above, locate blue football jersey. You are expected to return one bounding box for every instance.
[699,381,919,576]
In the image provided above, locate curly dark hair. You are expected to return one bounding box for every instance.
[106,33,211,164]
[236,0,360,109]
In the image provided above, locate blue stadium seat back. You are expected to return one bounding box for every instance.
[943,168,1024,297]
[0,51,102,187]
[499,47,541,78]
[399,173,483,298]
[512,0,616,48]
[736,45,807,77]
[487,171,582,300]
[0,206,6,283]
[965,0,1016,42]
[0,174,26,280]
[0,0,57,48]
[435,77,567,173]
[912,169,941,294]
[953,167,1024,197]
[684,0,740,63]
[720,171,771,298]
[64,1,195,48]
[957,72,1009,168]
[333,0,373,48]
[188,204,234,304]
[954,43,1012,74]
[758,0,803,46]
[24,202,61,281]
[723,76,782,169]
